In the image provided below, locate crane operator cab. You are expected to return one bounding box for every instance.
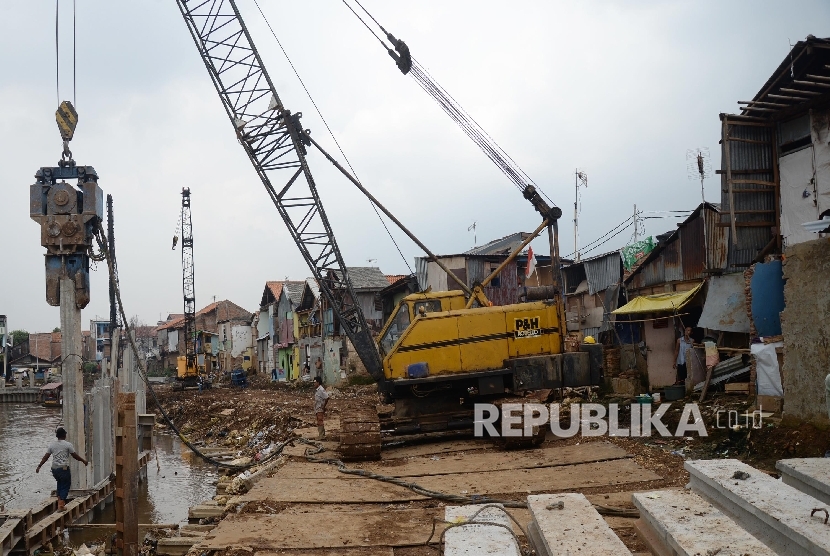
[378,290,466,357]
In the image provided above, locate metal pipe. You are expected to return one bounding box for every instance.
[307,135,473,296]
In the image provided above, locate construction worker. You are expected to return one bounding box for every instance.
[313,376,329,439]
[35,427,88,511]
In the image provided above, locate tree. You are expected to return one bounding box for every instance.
[10,330,28,346]
[53,327,61,333]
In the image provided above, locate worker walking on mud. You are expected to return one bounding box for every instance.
[35,427,88,511]
[313,376,329,439]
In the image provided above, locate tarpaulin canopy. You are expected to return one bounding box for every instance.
[612,283,703,315]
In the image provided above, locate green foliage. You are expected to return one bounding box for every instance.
[83,362,99,374]
[10,330,29,345]
[53,327,61,333]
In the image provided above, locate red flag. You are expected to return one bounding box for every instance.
[526,246,537,278]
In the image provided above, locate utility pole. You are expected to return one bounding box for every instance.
[633,204,638,243]
[0,315,7,388]
[687,148,711,268]
[574,170,587,261]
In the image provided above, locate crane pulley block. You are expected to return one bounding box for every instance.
[385,33,411,75]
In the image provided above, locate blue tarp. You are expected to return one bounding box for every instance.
[751,260,785,337]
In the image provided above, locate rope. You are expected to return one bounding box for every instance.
[252,0,413,274]
[73,0,76,106]
[55,0,59,104]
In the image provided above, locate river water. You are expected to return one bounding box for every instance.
[0,403,217,524]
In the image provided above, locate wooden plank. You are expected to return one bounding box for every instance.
[723,119,737,245]
[716,221,774,228]
[726,137,771,145]
[238,459,660,503]
[198,509,442,550]
[725,383,750,394]
[726,179,777,186]
[116,392,139,555]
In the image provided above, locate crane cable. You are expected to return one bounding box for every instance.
[342,0,558,209]
[250,0,413,275]
[54,0,77,106]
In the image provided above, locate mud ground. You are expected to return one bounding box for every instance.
[146,380,826,554]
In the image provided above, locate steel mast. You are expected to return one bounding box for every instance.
[181,187,197,380]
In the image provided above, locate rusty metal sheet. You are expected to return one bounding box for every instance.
[697,274,750,333]
[662,236,683,283]
[720,118,777,271]
[706,206,729,271]
[642,254,665,287]
[680,213,705,280]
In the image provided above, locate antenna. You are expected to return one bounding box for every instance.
[574,170,588,262]
[467,222,477,246]
[367,258,377,266]
[687,147,711,267]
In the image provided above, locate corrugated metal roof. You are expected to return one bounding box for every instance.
[464,232,531,256]
[332,267,390,291]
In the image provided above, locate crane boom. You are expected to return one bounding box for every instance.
[175,0,384,383]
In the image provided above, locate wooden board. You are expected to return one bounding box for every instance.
[281,442,628,479]
[381,439,492,460]
[725,382,750,394]
[258,550,392,556]
[199,509,443,549]
[239,459,660,503]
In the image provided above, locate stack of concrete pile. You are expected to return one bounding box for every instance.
[634,458,830,555]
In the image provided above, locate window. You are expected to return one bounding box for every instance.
[379,305,411,355]
[413,300,442,317]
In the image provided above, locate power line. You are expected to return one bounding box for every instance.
[562,216,633,259]
[251,0,413,274]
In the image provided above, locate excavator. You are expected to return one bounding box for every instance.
[174,1,601,458]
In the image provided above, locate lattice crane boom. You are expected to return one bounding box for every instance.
[180,187,197,378]
[175,0,384,383]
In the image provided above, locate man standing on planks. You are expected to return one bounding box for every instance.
[313,376,329,439]
[35,427,88,511]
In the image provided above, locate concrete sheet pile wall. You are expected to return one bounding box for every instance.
[85,377,115,486]
[781,238,830,424]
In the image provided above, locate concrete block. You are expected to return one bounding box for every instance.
[527,494,628,556]
[777,458,830,506]
[632,489,776,556]
[444,504,520,556]
[156,537,200,556]
[686,459,830,556]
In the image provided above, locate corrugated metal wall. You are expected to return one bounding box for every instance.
[721,119,777,271]
[706,207,729,270]
[584,253,622,295]
[680,215,705,279]
[482,260,520,306]
[662,236,684,282]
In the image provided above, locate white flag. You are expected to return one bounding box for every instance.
[526,245,537,278]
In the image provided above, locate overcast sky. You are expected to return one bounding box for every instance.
[1,0,826,333]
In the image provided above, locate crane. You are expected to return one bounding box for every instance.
[174,187,201,390]
[174,1,598,459]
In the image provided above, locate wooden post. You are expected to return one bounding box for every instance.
[115,391,138,556]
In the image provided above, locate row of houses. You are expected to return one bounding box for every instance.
[558,35,830,425]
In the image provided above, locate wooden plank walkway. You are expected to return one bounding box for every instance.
[0,450,152,556]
